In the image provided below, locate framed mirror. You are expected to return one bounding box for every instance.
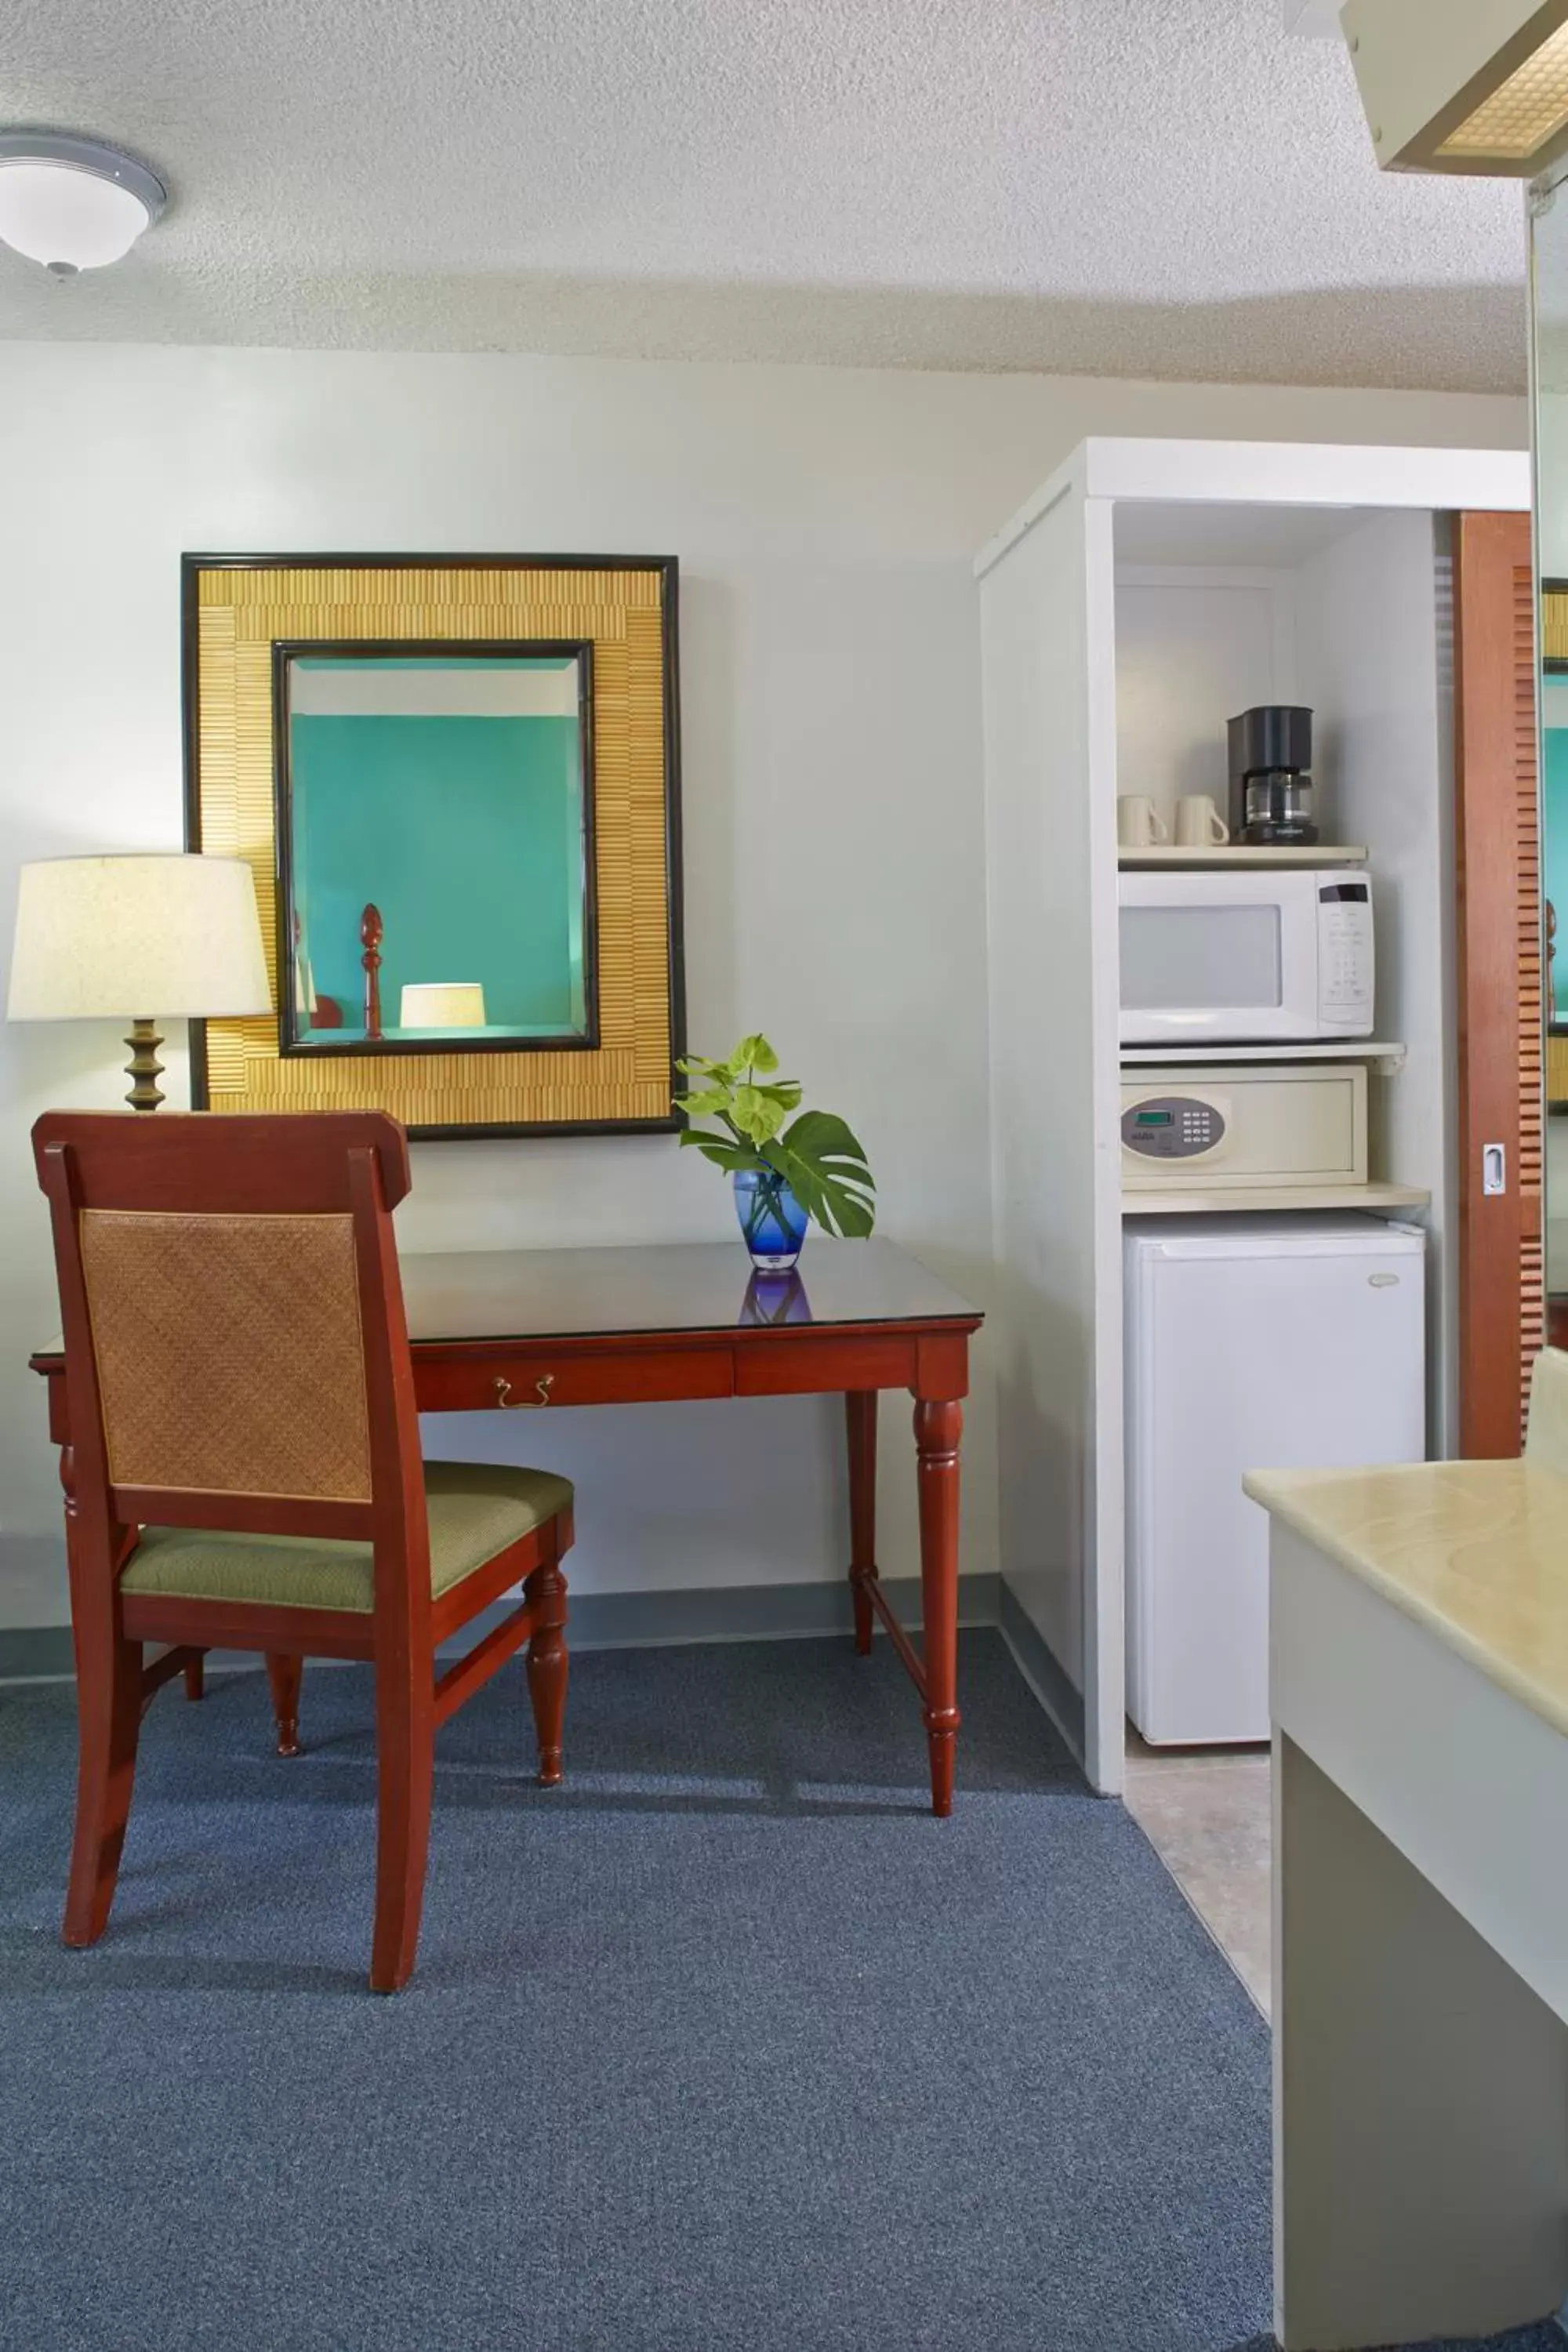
[183,554,683,1139]
[276,641,595,1055]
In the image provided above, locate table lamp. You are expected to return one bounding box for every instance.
[8,853,273,1109]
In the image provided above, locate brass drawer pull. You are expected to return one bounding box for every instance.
[494,1374,554,1410]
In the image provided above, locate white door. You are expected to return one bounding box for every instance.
[978,466,1124,1791]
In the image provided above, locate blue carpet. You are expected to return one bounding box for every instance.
[0,1630,1559,2352]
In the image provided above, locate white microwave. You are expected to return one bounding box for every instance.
[1118,869,1374,1045]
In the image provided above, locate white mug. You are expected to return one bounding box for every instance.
[1117,795,1168,848]
[1174,793,1230,847]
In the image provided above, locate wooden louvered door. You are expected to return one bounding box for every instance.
[1454,511,1543,1457]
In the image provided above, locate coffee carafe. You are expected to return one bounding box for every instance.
[1227,706,1317,847]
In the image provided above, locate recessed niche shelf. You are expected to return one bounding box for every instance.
[1122,1040,1406,1073]
[1116,844,1368,869]
[1122,1181,1431,1218]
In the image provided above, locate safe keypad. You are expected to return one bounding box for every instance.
[1122,1095,1228,1160]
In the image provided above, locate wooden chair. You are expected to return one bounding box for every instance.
[32,1108,574,1992]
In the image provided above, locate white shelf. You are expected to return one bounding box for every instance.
[1122,1181,1430,1218]
[1117,844,1368,869]
[1122,1040,1406,1071]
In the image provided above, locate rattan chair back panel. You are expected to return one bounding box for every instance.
[79,1207,373,1501]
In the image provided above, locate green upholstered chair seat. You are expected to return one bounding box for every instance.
[120,1461,573,1614]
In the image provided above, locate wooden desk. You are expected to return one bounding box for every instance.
[31,1239,983,1816]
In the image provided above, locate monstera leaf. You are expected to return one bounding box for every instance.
[764,1111,875,1239]
[678,1130,758,1172]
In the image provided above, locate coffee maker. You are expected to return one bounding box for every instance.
[1228,706,1317,846]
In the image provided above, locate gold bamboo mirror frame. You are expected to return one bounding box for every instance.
[183,555,684,1139]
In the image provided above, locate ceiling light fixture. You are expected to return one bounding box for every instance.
[1341,0,1568,177]
[0,131,165,278]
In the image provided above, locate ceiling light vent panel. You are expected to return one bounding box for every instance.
[1343,0,1568,176]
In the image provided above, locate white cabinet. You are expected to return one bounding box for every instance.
[975,436,1531,1795]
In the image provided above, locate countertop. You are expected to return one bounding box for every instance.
[1243,1458,1568,1741]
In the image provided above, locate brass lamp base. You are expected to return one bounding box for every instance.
[125,1018,165,1112]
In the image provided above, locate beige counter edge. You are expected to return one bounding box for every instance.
[1244,1463,1568,1744]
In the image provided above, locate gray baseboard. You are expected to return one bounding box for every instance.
[507,1571,1000,1653]
[0,1574,1002,1686]
[0,1624,75,1682]
[997,1579,1086,1765]
[0,1534,71,1677]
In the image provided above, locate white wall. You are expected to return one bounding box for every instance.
[1112,568,1293,819]
[1540,393,1568,576]
[1294,511,1457,1452]
[0,340,1524,1629]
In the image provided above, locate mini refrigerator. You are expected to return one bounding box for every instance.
[1123,1214,1426,1745]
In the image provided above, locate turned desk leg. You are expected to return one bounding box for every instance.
[265,1653,303,1759]
[524,1557,568,1788]
[914,1397,963,1817]
[845,1391,879,1655]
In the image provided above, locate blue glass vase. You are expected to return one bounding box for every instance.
[733,1166,809,1273]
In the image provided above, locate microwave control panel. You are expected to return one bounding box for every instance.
[1317,880,1374,1025]
[1122,1093,1227,1162]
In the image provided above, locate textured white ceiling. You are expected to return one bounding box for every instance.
[1281,1,1345,34]
[0,0,1530,390]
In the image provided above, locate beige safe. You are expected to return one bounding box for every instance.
[1120,1062,1368,1191]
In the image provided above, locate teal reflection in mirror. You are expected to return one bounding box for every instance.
[276,641,594,1054]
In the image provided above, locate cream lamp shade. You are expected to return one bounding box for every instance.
[399,982,488,1029]
[8,853,272,1110]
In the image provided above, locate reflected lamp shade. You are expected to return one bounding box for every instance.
[9,855,272,1021]
[400,982,487,1029]
[1343,0,1568,176]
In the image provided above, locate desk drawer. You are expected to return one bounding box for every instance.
[734,1333,917,1396]
[416,1346,735,1414]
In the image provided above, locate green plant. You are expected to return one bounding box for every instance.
[676,1033,875,1238]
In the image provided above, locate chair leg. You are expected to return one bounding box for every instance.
[183,1652,205,1702]
[264,1653,303,1758]
[524,1554,569,1788]
[64,1624,143,1947]
[369,1660,434,1994]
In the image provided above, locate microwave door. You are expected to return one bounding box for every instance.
[1118,874,1320,1044]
